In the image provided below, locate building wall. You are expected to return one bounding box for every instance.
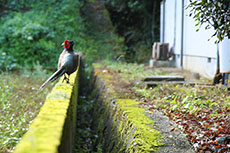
[161,0,218,78]
[164,0,175,49]
[183,0,217,58]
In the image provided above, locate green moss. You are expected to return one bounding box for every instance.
[115,99,164,152]
[13,70,79,153]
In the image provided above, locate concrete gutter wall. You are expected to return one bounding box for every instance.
[91,66,164,152]
[14,68,79,153]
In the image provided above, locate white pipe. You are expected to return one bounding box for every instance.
[219,38,230,73]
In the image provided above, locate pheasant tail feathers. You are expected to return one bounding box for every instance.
[39,67,66,89]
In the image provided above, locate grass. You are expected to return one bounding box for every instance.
[0,70,53,153]
[101,60,167,81]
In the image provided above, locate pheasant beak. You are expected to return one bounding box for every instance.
[61,42,65,46]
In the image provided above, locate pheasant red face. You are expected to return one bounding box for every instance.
[63,40,71,49]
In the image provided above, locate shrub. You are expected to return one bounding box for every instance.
[0,13,57,67]
[0,50,17,71]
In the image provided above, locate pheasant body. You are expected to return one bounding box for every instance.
[40,40,79,89]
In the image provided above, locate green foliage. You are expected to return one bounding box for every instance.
[0,50,17,70]
[0,0,124,69]
[187,0,230,43]
[0,0,80,68]
[0,0,32,16]
[0,12,57,67]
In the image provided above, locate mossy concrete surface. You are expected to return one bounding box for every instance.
[113,99,164,152]
[91,67,164,153]
[14,69,79,153]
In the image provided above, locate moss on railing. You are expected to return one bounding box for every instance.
[14,69,79,153]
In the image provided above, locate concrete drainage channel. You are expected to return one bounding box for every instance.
[75,65,194,153]
[13,63,194,153]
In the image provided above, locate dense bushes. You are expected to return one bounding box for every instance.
[0,0,78,68]
[0,0,123,69]
[0,12,56,67]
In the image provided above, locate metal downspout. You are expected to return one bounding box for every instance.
[162,0,165,42]
[180,0,184,69]
[173,0,177,50]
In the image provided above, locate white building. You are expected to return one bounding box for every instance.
[160,0,219,79]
